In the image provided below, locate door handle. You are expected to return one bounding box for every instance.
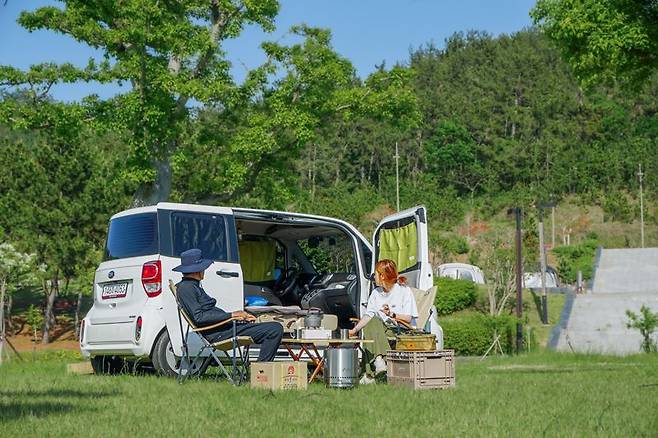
[216,270,240,278]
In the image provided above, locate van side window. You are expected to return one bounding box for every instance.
[171,212,228,261]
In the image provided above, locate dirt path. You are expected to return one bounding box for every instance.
[5,323,80,353]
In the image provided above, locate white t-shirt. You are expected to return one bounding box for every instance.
[365,283,419,326]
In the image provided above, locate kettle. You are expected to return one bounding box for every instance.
[304,308,324,328]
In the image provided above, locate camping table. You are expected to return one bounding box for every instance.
[281,338,374,383]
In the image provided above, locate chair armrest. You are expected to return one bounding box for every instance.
[393,317,413,330]
[191,317,237,333]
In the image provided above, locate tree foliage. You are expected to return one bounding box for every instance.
[532,0,658,88]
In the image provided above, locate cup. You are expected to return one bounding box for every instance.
[340,329,350,340]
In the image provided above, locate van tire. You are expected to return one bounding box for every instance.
[90,355,126,374]
[151,330,206,377]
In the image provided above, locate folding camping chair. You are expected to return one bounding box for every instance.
[352,285,440,343]
[168,280,253,385]
[392,285,438,333]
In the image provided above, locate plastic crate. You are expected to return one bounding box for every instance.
[386,350,455,390]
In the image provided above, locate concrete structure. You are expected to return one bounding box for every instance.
[554,248,658,355]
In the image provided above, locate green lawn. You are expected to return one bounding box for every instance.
[1,352,657,437]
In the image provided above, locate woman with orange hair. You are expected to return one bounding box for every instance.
[350,259,419,383]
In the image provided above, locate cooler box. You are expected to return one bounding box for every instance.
[386,350,455,390]
[250,361,308,390]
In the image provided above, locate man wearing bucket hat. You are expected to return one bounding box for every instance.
[174,248,283,362]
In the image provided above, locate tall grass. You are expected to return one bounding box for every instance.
[1,352,656,437]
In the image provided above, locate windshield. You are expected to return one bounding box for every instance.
[297,233,356,274]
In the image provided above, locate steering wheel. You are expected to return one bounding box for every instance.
[274,267,300,297]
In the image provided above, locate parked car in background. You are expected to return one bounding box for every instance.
[523,266,560,288]
[436,263,486,284]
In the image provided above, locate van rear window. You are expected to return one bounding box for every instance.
[105,213,159,260]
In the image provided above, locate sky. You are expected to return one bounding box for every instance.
[0,0,538,102]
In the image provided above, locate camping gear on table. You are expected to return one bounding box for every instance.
[386,349,455,390]
[250,361,308,390]
[248,307,337,336]
[303,309,324,328]
[254,313,300,334]
[301,328,332,339]
[395,333,437,351]
[323,344,359,388]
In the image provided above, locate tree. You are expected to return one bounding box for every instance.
[172,26,420,207]
[532,0,658,88]
[1,0,280,205]
[0,114,131,343]
[626,305,658,353]
[0,243,35,364]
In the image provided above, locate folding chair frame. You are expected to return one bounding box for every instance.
[168,280,251,385]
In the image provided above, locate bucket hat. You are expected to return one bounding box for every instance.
[173,248,213,273]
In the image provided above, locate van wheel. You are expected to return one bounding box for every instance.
[90,355,126,374]
[151,330,207,377]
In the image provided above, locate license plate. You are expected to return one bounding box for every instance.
[102,282,129,300]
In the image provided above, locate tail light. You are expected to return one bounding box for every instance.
[80,319,85,343]
[141,260,162,297]
[135,316,143,341]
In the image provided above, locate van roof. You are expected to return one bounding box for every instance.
[109,202,372,250]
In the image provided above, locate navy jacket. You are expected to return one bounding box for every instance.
[176,277,232,327]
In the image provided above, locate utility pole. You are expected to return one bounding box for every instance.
[538,201,556,324]
[551,205,556,249]
[538,209,548,324]
[510,207,523,353]
[394,141,400,212]
[638,164,645,248]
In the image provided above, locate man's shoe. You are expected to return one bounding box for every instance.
[359,374,376,385]
[374,355,387,374]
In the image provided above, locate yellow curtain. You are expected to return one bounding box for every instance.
[378,222,418,272]
[239,240,276,282]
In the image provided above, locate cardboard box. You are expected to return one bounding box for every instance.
[386,350,455,390]
[66,361,93,375]
[250,361,308,390]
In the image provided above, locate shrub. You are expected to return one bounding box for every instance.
[435,277,477,315]
[441,312,515,355]
[601,191,633,223]
[553,237,598,283]
[439,234,470,255]
[626,305,658,353]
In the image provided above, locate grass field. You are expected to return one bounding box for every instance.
[1,352,656,437]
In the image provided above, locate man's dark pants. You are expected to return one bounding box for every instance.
[204,321,284,362]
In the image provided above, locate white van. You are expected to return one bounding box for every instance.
[80,202,435,375]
